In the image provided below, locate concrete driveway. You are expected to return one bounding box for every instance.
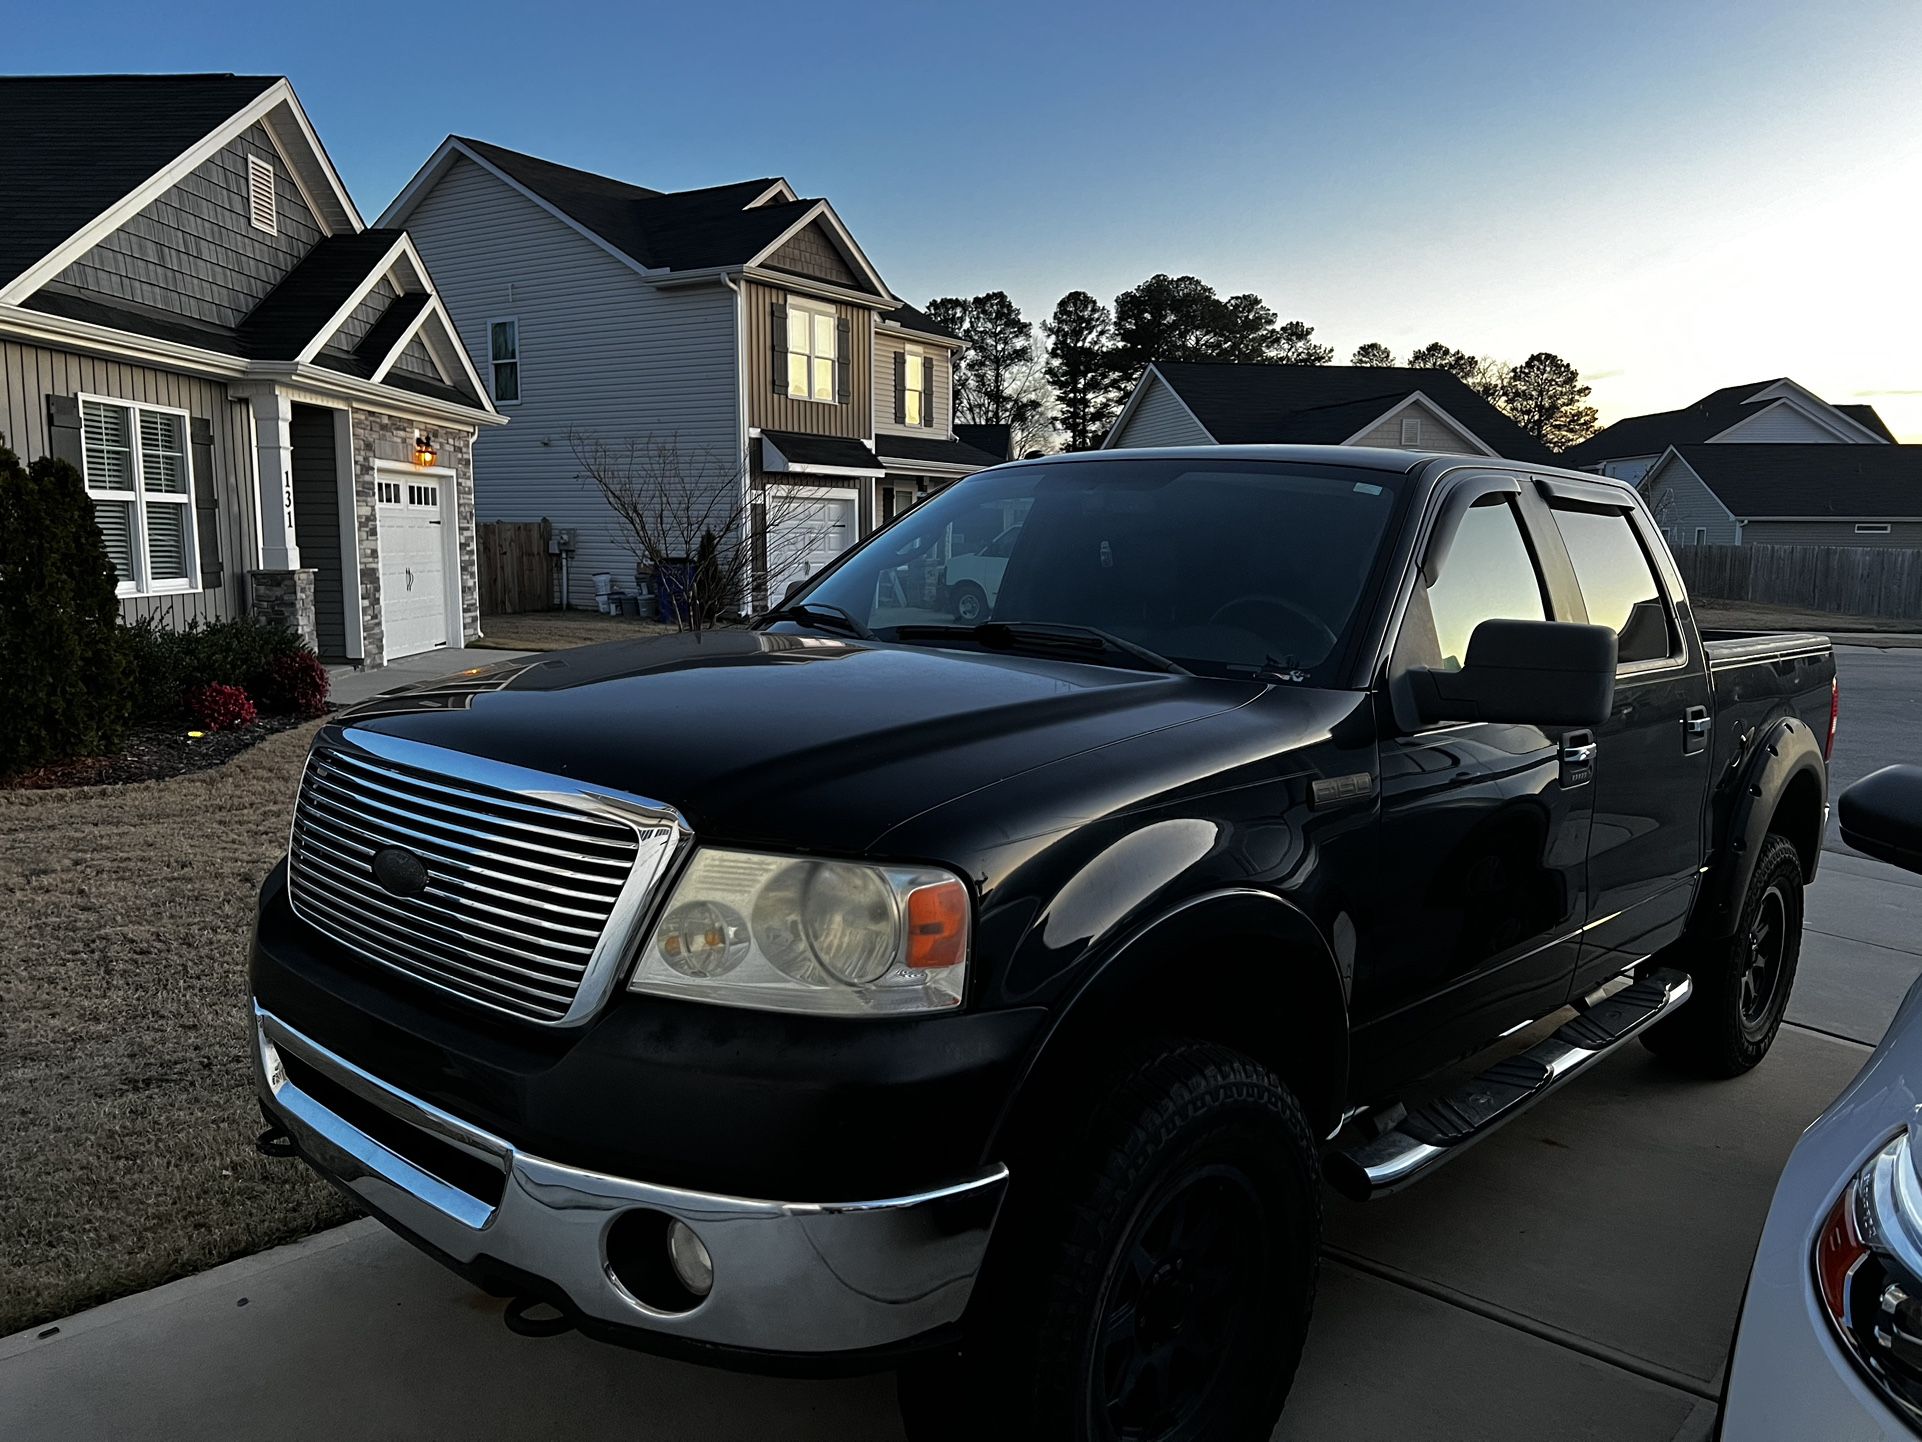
[4,648,1918,1440]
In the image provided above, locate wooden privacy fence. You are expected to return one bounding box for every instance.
[477,520,553,614]
[1674,543,1922,623]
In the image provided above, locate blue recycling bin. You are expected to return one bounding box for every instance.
[654,558,696,625]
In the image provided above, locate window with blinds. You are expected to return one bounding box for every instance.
[81,397,196,594]
[786,297,838,402]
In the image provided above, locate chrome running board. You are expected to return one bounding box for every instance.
[1327,967,1692,1200]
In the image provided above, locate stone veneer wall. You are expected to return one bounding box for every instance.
[248,568,318,650]
[348,410,479,668]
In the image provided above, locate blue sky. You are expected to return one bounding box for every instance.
[11,0,1921,438]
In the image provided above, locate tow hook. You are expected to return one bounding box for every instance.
[255,1124,297,1159]
[502,1295,577,1339]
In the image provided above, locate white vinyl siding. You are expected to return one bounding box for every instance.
[1345,398,1487,454]
[398,153,739,609]
[80,395,196,594]
[1105,373,1212,448]
[1714,403,1853,444]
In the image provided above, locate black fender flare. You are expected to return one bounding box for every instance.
[1694,715,1827,939]
[984,887,1352,1156]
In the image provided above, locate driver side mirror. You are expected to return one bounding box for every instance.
[1839,766,1922,875]
[781,579,806,604]
[1410,620,1617,728]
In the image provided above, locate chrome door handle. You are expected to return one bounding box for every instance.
[1563,741,1599,765]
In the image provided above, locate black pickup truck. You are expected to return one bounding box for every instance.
[251,446,1836,1440]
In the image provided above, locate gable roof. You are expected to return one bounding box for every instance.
[882,302,959,341]
[1563,378,1885,464]
[1140,362,1554,462]
[233,229,408,358]
[1663,445,1922,518]
[0,74,283,294]
[391,138,889,293]
[1837,404,1897,443]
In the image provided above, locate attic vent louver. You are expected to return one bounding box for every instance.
[247,154,277,235]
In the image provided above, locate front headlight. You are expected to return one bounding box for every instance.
[1815,1120,1922,1423]
[628,848,970,1016]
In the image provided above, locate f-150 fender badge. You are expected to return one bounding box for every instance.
[1309,773,1375,810]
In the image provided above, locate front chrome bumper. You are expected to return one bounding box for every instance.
[253,1002,1007,1354]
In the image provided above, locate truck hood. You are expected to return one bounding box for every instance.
[340,630,1265,854]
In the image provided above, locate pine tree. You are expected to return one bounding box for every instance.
[1045,291,1127,451]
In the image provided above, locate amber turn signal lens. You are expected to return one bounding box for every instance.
[905,880,968,969]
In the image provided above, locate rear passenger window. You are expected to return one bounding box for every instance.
[1550,507,1674,665]
[1422,497,1546,671]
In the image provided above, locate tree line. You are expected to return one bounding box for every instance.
[925,274,1601,456]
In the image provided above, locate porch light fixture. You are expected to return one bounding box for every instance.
[413,434,438,468]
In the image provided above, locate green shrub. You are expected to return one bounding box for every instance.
[0,442,132,776]
[124,613,322,720]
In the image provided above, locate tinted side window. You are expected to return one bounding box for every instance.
[1551,507,1674,664]
[1423,497,1546,671]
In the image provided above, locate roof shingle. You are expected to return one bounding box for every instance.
[1665,445,1922,518]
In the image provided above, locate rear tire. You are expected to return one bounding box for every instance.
[897,1041,1320,1442]
[1642,833,1803,1078]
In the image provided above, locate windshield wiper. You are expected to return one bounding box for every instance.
[887,621,1189,676]
[758,601,875,640]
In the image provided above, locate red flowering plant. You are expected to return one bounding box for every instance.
[185,682,257,732]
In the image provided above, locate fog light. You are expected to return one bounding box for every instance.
[667,1220,713,1297]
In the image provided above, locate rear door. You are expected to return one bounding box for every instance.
[1533,479,1714,992]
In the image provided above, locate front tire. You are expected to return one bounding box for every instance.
[952,582,988,624]
[1642,832,1804,1078]
[899,1042,1320,1442]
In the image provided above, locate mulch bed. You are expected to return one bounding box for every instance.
[0,715,316,791]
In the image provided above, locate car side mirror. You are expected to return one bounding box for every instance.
[781,580,806,604]
[1839,765,1922,875]
[1409,620,1617,728]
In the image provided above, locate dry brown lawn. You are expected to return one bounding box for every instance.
[0,721,354,1335]
[474,610,678,652]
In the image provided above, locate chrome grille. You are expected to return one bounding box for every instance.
[287,729,685,1024]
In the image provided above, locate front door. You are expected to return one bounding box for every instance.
[1353,484,1594,1088]
[1536,495,1713,991]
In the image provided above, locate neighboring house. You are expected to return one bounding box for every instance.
[0,75,501,665]
[380,139,1000,608]
[1564,378,1893,484]
[1642,445,1922,547]
[1104,361,1553,461]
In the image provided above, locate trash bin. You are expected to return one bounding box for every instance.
[593,572,615,615]
[620,593,643,618]
[654,558,696,625]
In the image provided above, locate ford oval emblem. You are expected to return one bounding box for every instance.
[371,845,430,898]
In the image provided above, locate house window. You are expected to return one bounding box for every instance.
[80,396,195,595]
[408,482,439,507]
[377,479,402,504]
[1857,523,1892,534]
[246,154,276,235]
[786,297,838,402]
[1400,415,1422,446]
[903,345,925,426]
[1693,527,1707,546]
[489,319,520,404]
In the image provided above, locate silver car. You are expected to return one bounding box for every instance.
[1723,765,1922,1438]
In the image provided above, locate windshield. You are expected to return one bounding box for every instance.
[789,456,1411,683]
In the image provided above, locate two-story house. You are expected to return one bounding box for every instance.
[380,139,1001,610]
[0,75,501,665]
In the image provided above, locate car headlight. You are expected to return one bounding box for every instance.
[628,848,969,1016]
[1815,1119,1922,1424]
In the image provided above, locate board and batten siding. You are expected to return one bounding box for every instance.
[1107,373,1212,448]
[1344,397,1486,454]
[873,332,952,437]
[744,279,872,440]
[399,153,740,609]
[1643,457,1743,547]
[0,336,257,629]
[289,402,347,657]
[48,124,323,331]
[1742,520,1922,547]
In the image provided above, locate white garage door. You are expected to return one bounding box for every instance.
[377,476,448,659]
[766,492,857,602]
